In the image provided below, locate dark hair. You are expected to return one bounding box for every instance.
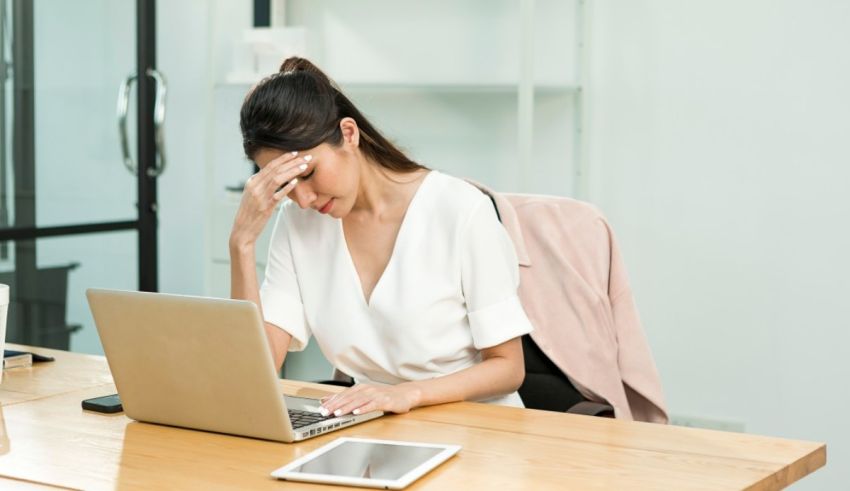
[240,57,424,174]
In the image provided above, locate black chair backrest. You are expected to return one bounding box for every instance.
[518,334,588,412]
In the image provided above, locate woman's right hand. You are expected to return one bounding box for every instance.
[229,151,312,253]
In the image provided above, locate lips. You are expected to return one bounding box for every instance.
[318,199,334,214]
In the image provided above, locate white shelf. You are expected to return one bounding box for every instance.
[217,78,580,95]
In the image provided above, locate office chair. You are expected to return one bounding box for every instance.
[484,194,614,418]
[518,334,614,417]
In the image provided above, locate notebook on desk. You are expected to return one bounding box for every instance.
[85,289,382,442]
[3,350,55,363]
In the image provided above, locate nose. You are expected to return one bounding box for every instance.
[290,184,317,209]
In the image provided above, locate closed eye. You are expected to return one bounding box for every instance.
[302,168,315,180]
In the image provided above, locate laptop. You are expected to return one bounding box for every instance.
[86,288,382,442]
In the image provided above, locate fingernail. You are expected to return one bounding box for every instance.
[289,178,298,186]
[334,409,342,417]
[319,407,329,417]
[299,163,308,170]
[291,151,298,156]
[353,409,360,415]
[303,155,313,162]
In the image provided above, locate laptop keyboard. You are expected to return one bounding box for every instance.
[288,409,334,429]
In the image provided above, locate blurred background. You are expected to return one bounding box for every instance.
[1,1,847,488]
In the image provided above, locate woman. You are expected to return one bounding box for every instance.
[230,57,533,418]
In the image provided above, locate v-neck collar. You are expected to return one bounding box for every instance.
[339,170,436,308]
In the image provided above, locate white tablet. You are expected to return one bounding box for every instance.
[270,437,461,489]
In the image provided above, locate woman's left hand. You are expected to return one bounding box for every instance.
[319,383,421,417]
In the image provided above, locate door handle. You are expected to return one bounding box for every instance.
[147,68,167,177]
[116,69,167,177]
[117,73,137,175]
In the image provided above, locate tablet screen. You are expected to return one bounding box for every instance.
[272,437,462,488]
[292,440,444,480]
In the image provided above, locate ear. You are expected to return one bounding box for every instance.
[339,117,360,148]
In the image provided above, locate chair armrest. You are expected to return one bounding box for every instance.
[567,401,615,417]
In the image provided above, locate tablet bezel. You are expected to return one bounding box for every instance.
[270,436,461,489]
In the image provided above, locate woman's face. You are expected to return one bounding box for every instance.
[253,120,361,219]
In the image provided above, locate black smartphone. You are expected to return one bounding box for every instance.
[82,394,123,414]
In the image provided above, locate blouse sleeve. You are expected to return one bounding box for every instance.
[259,207,311,351]
[461,196,534,349]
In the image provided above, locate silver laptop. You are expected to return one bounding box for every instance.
[86,288,382,442]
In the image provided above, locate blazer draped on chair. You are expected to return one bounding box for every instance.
[472,183,668,423]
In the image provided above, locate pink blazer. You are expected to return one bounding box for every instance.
[473,185,668,423]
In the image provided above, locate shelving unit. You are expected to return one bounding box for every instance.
[205,0,589,381]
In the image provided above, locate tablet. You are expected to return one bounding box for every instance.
[270,437,461,489]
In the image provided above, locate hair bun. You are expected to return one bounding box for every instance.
[279,57,335,87]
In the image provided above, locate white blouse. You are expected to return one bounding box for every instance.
[259,171,534,407]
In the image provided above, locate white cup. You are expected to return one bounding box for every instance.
[0,284,8,384]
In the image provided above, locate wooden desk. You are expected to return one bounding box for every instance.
[1,344,112,406]
[0,348,826,490]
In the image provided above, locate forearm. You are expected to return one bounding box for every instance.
[402,353,525,409]
[229,243,290,370]
[228,154,307,372]
[229,243,260,304]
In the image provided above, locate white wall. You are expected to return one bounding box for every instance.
[586,1,850,489]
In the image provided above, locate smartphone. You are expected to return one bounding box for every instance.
[82,394,123,414]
